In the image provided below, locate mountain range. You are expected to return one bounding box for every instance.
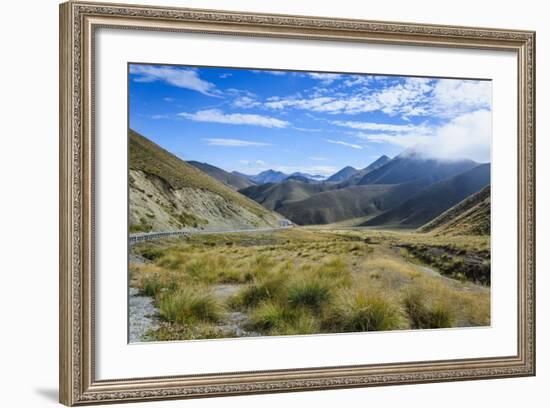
[234,169,327,184]
[129,129,490,235]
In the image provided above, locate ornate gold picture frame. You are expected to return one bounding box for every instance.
[59,1,535,405]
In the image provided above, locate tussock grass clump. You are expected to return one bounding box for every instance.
[286,277,332,311]
[316,257,352,286]
[324,289,404,332]
[270,308,321,335]
[140,274,163,297]
[230,274,287,308]
[130,228,490,341]
[248,302,321,335]
[158,286,223,325]
[248,301,289,331]
[402,283,455,329]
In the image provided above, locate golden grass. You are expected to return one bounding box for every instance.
[131,227,490,340]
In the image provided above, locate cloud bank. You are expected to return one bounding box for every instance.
[129,65,218,96]
[179,109,289,128]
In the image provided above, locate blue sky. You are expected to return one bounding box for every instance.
[129,64,492,177]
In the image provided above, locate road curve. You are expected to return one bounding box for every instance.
[129,226,292,244]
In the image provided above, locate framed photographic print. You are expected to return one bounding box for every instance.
[59,1,536,405]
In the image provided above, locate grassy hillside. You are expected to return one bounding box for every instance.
[129,129,280,231]
[419,186,490,236]
[357,153,478,186]
[188,161,255,190]
[240,180,336,211]
[364,164,490,229]
[276,178,434,225]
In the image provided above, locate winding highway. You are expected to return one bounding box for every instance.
[129,226,292,244]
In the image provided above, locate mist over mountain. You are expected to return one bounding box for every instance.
[357,151,478,186]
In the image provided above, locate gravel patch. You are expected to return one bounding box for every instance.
[129,287,160,343]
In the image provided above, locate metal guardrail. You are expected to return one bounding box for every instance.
[129,230,190,244]
[128,226,292,245]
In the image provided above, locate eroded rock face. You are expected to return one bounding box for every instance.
[129,169,279,232]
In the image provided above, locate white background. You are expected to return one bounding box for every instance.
[0,0,546,407]
[96,29,517,379]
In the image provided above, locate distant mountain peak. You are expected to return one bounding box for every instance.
[249,169,288,184]
[326,166,359,183]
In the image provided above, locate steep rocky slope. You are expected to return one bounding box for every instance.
[129,130,281,232]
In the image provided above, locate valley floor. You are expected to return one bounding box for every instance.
[129,227,490,342]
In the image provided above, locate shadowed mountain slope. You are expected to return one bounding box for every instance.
[419,185,490,236]
[363,164,490,229]
[275,177,434,225]
[239,179,337,211]
[338,155,392,187]
[326,166,359,183]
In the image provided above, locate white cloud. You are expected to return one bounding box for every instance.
[432,79,491,117]
[163,97,175,102]
[252,70,287,76]
[262,78,431,115]
[309,156,328,161]
[129,65,218,96]
[308,73,343,84]
[178,109,289,128]
[219,73,232,78]
[232,96,261,109]
[331,120,420,133]
[342,75,372,87]
[203,138,272,147]
[356,110,491,162]
[150,114,170,120]
[417,109,491,162]
[260,77,490,119]
[325,139,363,149]
[293,127,322,133]
[359,133,432,147]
